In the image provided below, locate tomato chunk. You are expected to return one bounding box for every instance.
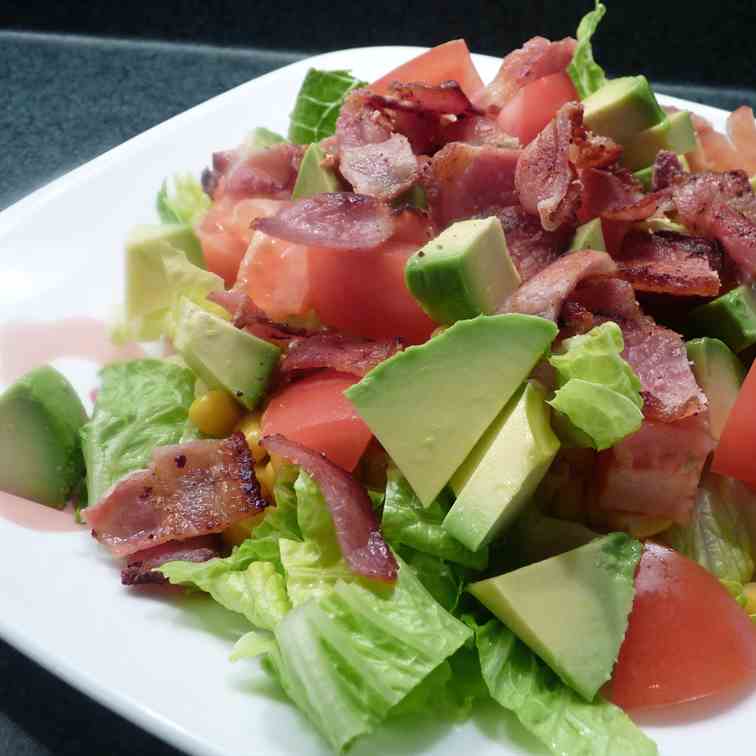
[496,72,578,146]
[611,542,756,710]
[261,371,372,472]
[371,40,485,100]
[712,361,756,486]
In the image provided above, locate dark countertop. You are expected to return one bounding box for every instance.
[1,28,755,756]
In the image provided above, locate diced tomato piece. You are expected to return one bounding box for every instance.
[371,40,485,101]
[712,361,756,486]
[496,72,578,146]
[610,542,756,710]
[261,370,372,471]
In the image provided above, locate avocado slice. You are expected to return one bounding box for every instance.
[469,533,642,701]
[568,218,606,252]
[0,366,87,508]
[582,76,666,144]
[346,314,558,506]
[622,111,697,170]
[689,285,756,353]
[291,143,342,200]
[443,381,560,551]
[687,338,745,441]
[405,217,521,324]
[173,298,280,410]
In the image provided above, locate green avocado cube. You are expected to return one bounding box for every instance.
[689,285,756,353]
[583,75,666,145]
[568,218,606,252]
[405,217,521,324]
[0,366,87,508]
[469,533,642,701]
[346,314,558,506]
[173,298,280,410]
[443,381,560,551]
[622,111,697,170]
[292,143,342,200]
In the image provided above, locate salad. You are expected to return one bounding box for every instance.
[4,2,756,754]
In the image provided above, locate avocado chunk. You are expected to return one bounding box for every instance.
[0,366,87,508]
[346,314,558,506]
[582,76,666,145]
[689,284,756,353]
[469,533,642,701]
[622,111,697,170]
[687,338,745,441]
[292,143,342,199]
[173,298,280,410]
[568,218,606,252]
[443,381,560,551]
[405,218,521,324]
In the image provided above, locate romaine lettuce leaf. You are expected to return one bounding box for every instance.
[156,173,211,226]
[288,68,366,144]
[80,359,195,505]
[472,617,658,756]
[243,126,287,152]
[567,1,608,99]
[397,547,466,613]
[252,463,303,541]
[382,466,488,569]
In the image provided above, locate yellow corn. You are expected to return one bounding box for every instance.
[221,513,266,547]
[744,583,756,615]
[255,460,276,498]
[236,412,267,463]
[603,511,673,539]
[188,390,243,438]
[268,452,286,474]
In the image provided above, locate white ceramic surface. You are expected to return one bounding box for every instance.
[0,46,749,756]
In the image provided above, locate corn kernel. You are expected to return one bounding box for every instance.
[255,460,276,498]
[744,583,756,615]
[188,390,243,438]
[221,513,266,547]
[236,412,267,462]
[605,512,672,538]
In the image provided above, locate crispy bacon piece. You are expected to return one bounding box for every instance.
[651,151,686,191]
[281,333,402,378]
[423,142,520,228]
[579,167,650,221]
[121,535,222,586]
[615,230,721,297]
[515,101,583,231]
[336,89,393,148]
[254,193,394,250]
[441,114,519,148]
[340,133,418,200]
[501,249,617,320]
[474,36,577,111]
[378,80,481,116]
[85,433,267,558]
[595,413,714,523]
[261,434,398,582]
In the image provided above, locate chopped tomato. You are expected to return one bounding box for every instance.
[261,370,372,472]
[496,72,578,146]
[610,542,756,710]
[712,361,756,486]
[371,40,485,101]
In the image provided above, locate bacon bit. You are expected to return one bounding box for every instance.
[578,167,657,222]
[120,535,222,586]
[261,434,398,583]
[84,433,267,558]
[380,80,481,116]
[340,133,418,200]
[651,151,686,191]
[440,114,519,148]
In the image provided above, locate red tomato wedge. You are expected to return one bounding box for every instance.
[712,361,756,486]
[261,370,372,472]
[496,72,578,146]
[371,40,485,101]
[611,542,756,710]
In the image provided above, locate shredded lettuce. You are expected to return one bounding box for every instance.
[548,323,643,450]
[382,466,488,570]
[80,359,195,505]
[156,173,211,226]
[567,1,608,99]
[471,616,658,756]
[252,465,303,541]
[288,68,366,145]
[397,547,466,613]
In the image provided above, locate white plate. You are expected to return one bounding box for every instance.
[0,46,751,756]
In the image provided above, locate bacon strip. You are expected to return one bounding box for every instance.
[340,133,418,200]
[501,249,617,320]
[261,434,398,582]
[254,193,394,250]
[651,151,685,192]
[121,535,222,586]
[579,167,650,221]
[85,433,267,558]
[440,114,519,148]
[378,81,481,116]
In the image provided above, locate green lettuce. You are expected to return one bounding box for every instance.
[288,69,366,144]
[567,1,608,99]
[238,556,472,752]
[252,465,303,541]
[160,537,289,630]
[548,322,643,450]
[398,547,466,613]
[472,617,658,756]
[156,173,211,226]
[663,472,755,585]
[80,359,195,505]
[382,466,488,570]
[243,126,287,152]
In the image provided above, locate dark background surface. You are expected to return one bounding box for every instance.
[1,1,755,754]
